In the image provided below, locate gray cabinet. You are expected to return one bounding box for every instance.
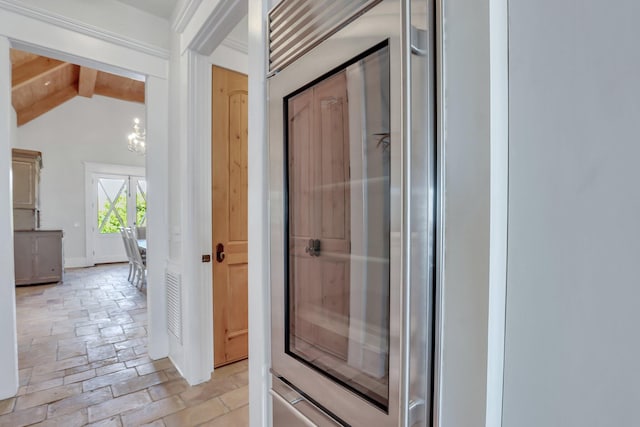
[12,149,41,209]
[12,149,41,230]
[14,230,63,286]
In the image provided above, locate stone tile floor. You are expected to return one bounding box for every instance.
[0,264,248,427]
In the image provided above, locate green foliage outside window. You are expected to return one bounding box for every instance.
[136,194,146,227]
[97,194,146,234]
[97,193,126,234]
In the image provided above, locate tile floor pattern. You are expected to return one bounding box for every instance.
[0,264,248,427]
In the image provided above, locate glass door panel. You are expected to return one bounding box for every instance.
[93,174,146,263]
[134,178,147,227]
[285,43,391,410]
[97,177,128,234]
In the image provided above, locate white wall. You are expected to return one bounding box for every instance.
[208,15,248,74]
[143,74,171,360]
[503,1,640,426]
[168,32,182,261]
[209,44,247,74]
[16,95,145,267]
[437,0,509,425]
[9,0,170,51]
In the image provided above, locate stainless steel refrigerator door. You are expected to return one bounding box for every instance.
[268,1,436,425]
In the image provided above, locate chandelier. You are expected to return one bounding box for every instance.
[127,118,146,155]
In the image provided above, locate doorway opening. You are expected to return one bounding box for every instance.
[90,171,146,264]
[83,163,146,266]
[2,34,167,399]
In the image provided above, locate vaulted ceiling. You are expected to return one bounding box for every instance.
[11,49,145,127]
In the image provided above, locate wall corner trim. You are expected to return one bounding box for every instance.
[221,36,248,54]
[171,0,204,33]
[184,0,247,56]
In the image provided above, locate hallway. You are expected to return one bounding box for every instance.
[0,264,248,427]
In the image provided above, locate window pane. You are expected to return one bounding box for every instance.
[136,179,147,227]
[97,178,127,234]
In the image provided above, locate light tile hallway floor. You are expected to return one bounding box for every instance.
[0,264,248,427]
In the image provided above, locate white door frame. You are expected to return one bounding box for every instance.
[0,5,170,400]
[0,37,17,400]
[84,162,145,266]
[170,5,274,427]
[170,0,249,387]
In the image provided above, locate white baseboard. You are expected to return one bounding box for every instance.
[64,257,91,269]
[93,256,128,265]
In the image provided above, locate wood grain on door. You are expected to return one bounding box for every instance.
[212,66,249,367]
[288,71,351,360]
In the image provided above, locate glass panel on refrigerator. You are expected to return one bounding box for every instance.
[285,43,391,410]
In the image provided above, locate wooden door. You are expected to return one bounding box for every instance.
[212,66,249,367]
[288,71,351,361]
[288,87,317,348]
[312,72,351,359]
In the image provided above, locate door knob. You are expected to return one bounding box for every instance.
[304,239,321,256]
[305,239,314,256]
[215,243,225,262]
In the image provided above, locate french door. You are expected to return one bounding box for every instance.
[92,173,146,263]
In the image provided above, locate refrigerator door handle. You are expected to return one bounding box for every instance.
[409,398,427,426]
[271,375,343,426]
[411,25,428,56]
[404,1,437,426]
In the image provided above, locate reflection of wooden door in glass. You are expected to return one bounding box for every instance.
[288,71,351,360]
[212,66,249,367]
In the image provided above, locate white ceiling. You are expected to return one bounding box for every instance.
[115,0,178,20]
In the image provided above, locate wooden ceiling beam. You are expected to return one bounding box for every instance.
[94,72,145,103]
[16,86,78,126]
[12,57,68,90]
[10,49,145,126]
[10,49,39,68]
[94,86,145,103]
[78,67,98,98]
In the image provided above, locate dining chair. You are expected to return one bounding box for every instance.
[135,226,147,263]
[119,227,135,283]
[124,227,146,290]
[135,226,146,240]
